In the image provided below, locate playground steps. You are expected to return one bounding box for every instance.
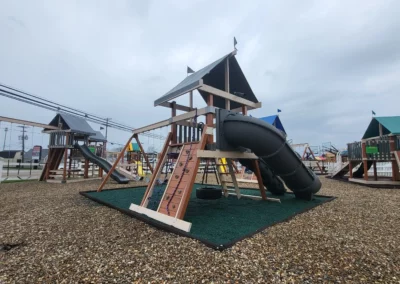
[215,157,241,198]
[330,161,350,178]
[157,143,200,218]
[40,148,64,181]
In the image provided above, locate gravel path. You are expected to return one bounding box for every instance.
[0,177,399,283]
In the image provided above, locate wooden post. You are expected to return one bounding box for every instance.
[135,134,154,174]
[252,160,267,200]
[99,168,103,178]
[349,161,353,178]
[189,91,193,109]
[45,149,53,180]
[242,106,247,115]
[225,58,230,110]
[389,136,399,181]
[84,159,89,179]
[361,142,368,181]
[97,134,136,192]
[373,161,377,181]
[68,149,72,178]
[171,101,177,144]
[206,94,214,144]
[63,147,68,182]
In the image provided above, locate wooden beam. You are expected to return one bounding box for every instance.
[252,160,267,200]
[199,84,261,108]
[129,203,192,232]
[230,103,262,112]
[206,94,214,144]
[171,102,177,144]
[133,106,216,134]
[175,120,201,128]
[97,134,135,192]
[159,101,193,112]
[197,150,258,159]
[225,58,230,110]
[135,134,154,174]
[154,79,203,107]
[0,116,59,130]
[291,143,310,148]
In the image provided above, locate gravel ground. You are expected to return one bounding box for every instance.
[0,176,399,283]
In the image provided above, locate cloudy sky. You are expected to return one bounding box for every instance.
[1,0,400,152]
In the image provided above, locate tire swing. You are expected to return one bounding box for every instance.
[196,187,222,200]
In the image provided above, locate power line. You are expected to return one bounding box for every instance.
[0,83,165,139]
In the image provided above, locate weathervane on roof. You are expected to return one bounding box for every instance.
[234,37,238,50]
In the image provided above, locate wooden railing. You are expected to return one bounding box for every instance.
[176,124,203,144]
[348,141,362,160]
[365,136,391,161]
[348,136,393,161]
[49,131,74,148]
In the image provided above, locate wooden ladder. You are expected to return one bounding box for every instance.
[215,157,241,198]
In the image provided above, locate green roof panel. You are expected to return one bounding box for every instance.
[362,116,400,139]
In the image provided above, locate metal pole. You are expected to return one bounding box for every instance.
[17,125,29,163]
[2,127,8,151]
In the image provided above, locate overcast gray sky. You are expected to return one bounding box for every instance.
[1,0,400,152]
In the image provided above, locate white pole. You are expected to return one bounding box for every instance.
[0,161,3,183]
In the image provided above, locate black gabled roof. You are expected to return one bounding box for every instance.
[44,112,96,135]
[155,51,259,109]
[89,131,107,142]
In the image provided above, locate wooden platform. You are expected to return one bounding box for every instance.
[236,179,258,184]
[348,178,400,186]
[46,177,102,184]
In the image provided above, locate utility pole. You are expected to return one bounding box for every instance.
[105,118,111,140]
[17,125,29,163]
[104,118,111,158]
[2,127,7,151]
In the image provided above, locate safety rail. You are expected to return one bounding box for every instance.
[49,131,74,148]
[348,141,362,160]
[365,136,391,161]
[348,136,393,161]
[177,124,203,144]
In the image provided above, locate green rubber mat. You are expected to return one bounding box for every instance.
[80,184,334,250]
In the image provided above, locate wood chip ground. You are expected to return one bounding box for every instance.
[0,176,399,283]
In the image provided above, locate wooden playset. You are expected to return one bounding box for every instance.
[290,143,326,174]
[97,49,282,231]
[330,116,400,185]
